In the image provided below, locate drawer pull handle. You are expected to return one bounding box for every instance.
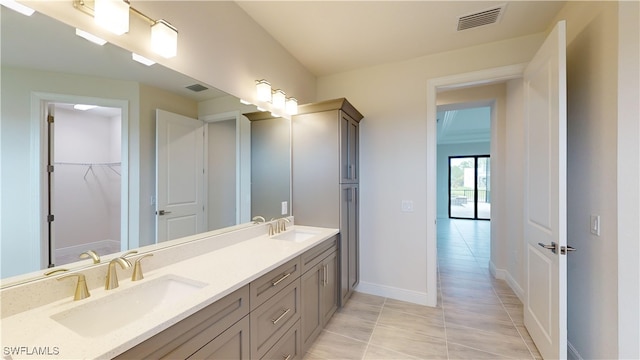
[271,272,291,286]
[271,308,291,325]
[283,355,292,360]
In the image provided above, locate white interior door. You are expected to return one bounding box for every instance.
[156,109,205,242]
[523,20,568,359]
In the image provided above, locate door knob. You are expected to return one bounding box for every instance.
[561,245,576,255]
[538,241,558,254]
[156,210,172,216]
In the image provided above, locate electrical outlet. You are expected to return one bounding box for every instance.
[281,201,288,215]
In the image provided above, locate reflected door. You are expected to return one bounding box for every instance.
[448,156,490,220]
[156,109,205,243]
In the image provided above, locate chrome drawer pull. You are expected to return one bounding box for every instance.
[271,272,291,286]
[271,308,291,325]
[283,355,292,360]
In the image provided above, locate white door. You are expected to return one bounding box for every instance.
[156,109,205,242]
[523,21,569,359]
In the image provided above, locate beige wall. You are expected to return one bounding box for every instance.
[317,33,544,303]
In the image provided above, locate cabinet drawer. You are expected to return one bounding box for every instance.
[251,279,301,358]
[188,315,250,359]
[300,235,338,274]
[114,285,249,359]
[251,257,300,309]
[261,320,301,360]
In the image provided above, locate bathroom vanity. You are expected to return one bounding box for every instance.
[0,221,338,359]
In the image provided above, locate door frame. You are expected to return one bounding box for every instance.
[425,64,526,306]
[32,92,130,268]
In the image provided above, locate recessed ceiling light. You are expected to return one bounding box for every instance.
[74,104,98,111]
[132,53,155,66]
[75,29,107,46]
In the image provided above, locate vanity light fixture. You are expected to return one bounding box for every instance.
[272,89,286,109]
[286,97,298,115]
[73,0,179,58]
[256,80,272,102]
[151,19,178,58]
[132,53,155,66]
[75,28,107,45]
[0,0,35,16]
[94,0,129,35]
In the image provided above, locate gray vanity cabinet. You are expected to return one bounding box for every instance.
[293,98,363,306]
[300,236,338,352]
[114,285,250,360]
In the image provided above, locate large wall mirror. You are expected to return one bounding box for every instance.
[1,9,291,284]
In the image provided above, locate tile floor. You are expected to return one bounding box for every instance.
[304,219,542,359]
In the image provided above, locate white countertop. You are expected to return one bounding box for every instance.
[0,225,338,359]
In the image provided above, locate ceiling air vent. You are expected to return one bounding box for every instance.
[186,83,209,92]
[457,5,505,31]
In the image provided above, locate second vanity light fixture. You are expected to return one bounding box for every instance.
[255,79,298,116]
[74,0,178,58]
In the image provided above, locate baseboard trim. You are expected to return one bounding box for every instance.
[355,281,432,306]
[489,261,525,302]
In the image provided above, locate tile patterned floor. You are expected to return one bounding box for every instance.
[304,219,542,359]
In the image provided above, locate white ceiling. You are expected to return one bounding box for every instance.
[236,1,566,76]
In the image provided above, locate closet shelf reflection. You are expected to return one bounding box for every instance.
[54,162,121,179]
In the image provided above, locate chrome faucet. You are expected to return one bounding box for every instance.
[252,215,266,224]
[58,273,90,301]
[105,257,132,290]
[79,250,100,264]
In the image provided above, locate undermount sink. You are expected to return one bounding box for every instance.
[272,228,321,242]
[51,274,207,337]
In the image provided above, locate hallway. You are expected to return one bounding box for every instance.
[304,219,541,359]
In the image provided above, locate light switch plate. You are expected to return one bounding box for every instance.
[590,215,600,236]
[401,200,414,213]
[281,201,288,215]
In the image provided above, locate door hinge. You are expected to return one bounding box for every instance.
[47,114,54,123]
[47,214,55,222]
[47,165,54,173]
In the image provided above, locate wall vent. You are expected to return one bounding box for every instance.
[457,5,505,31]
[186,84,209,92]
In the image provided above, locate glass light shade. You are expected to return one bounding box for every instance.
[256,80,272,102]
[94,0,129,35]
[286,98,298,115]
[151,20,178,58]
[272,89,286,109]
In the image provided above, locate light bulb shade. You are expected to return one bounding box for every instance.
[94,0,129,35]
[256,80,272,102]
[151,20,178,58]
[286,98,298,115]
[272,89,286,109]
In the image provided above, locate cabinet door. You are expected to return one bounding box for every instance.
[300,267,321,352]
[340,184,359,305]
[348,185,359,292]
[321,251,338,323]
[188,316,250,359]
[340,113,359,183]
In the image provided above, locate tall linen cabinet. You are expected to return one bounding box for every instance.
[292,98,363,306]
